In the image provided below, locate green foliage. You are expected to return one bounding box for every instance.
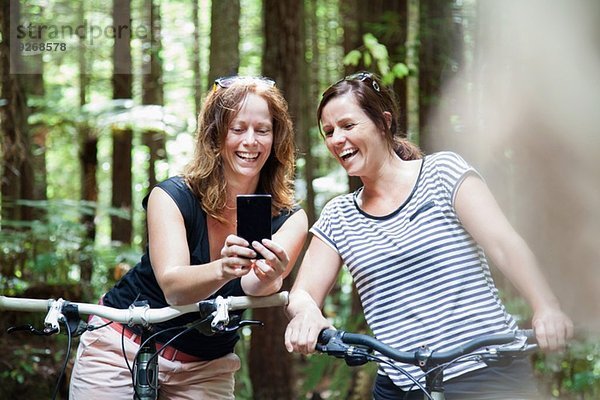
[0,199,139,297]
[343,33,409,86]
[0,346,50,385]
[0,330,73,398]
[238,0,264,76]
[534,336,600,399]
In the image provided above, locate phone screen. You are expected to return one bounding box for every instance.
[236,194,272,247]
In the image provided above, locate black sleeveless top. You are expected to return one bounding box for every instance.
[103,176,300,360]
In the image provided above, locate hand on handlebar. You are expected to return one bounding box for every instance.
[532,306,574,352]
[284,310,333,355]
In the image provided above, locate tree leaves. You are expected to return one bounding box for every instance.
[342,33,409,86]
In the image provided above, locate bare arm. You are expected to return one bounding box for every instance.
[147,188,307,305]
[455,175,574,350]
[284,236,342,354]
[147,187,237,305]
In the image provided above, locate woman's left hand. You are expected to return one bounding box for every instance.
[250,239,290,282]
[532,307,574,352]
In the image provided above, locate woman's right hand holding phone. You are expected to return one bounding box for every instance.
[219,234,256,279]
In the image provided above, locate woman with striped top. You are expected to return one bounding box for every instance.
[284,72,573,399]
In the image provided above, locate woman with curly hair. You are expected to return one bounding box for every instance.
[70,76,307,399]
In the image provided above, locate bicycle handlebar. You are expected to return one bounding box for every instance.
[0,291,289,329]
[2,291,289,400]
[227,291,288,310]
[317,328,536,366]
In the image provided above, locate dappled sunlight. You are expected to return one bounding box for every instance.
[429,0,600,332]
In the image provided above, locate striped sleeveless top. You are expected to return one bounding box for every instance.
[311,151,517,389]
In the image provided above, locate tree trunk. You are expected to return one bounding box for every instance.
[248,2,306,399]
[406,0,420,145]
[192,0,203,116]
[21,63,45,223]
[74,1,97,289]
[80,131,98,286]
[0,0,32,224]
[16,3,48,227]
[0,0,33,279]
[208,0,240,83]
[111,128,133,244]
[111,0,133,245]
[142,0,164,190]
[302,0,319,226]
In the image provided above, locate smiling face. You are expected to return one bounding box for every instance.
[222,93,274,186]
[320,92,389,177]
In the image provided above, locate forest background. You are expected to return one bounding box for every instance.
[1,0,599,399]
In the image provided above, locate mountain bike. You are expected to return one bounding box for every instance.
[317,328,538,400]
[0,291,288,400]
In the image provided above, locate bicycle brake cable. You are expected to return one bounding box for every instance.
[51,315,72,400]
[404,352,485,395]
[366,353,434,400]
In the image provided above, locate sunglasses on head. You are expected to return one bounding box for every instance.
[334,71,381,93]
[213,76,276,92]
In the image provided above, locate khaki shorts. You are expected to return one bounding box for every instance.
[69,315,241,400]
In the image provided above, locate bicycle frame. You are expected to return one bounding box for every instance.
[1,291,289,400]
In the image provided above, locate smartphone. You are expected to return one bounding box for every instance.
[236,195,272,250]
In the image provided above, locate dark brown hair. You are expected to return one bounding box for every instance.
[317,72,422,161]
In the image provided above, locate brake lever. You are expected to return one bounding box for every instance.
[7,324,59,336]
[316,332,350,358]
[221,319,263,333]
[316,333,371,366]
[212,314,263,333]
[482,335,538,367]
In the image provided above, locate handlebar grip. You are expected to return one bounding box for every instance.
[517,329,537,342]
[0,296,51,312]
[227,291,289,311]
[317,328,338,344]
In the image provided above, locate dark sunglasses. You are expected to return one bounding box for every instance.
[213,76,276,92]
[337,71,381,92]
